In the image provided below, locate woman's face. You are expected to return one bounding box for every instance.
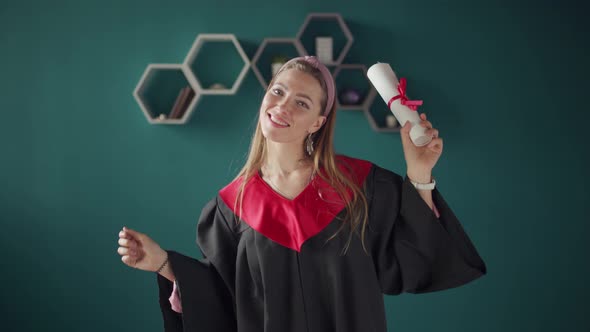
[259,68,327,144]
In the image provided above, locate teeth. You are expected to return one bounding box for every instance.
[270,115,288,126]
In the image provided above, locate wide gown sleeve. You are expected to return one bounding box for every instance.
[156,197,239,332]
[367,165,487,295]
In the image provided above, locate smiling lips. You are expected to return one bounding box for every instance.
[268,113,290,127]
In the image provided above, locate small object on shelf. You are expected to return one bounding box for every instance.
[271,55,288,77]
[315,36,333,64]
[209,83,227,90]
[296,13,353,66]
[179,88,193,115]
[168,86,193,119]
[168,86,189,118]
[339,88,363,105]
[333,64,373,112]
[386,115,398,128]
[174,89,195,119]
[158,114,167,121]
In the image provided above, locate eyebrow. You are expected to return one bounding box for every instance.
[274,83,314,105]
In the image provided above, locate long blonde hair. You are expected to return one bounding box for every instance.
[234,60,370,254]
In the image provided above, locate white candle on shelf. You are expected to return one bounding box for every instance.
[315,37,333,64]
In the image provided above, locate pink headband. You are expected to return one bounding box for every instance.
[277,56,335,116]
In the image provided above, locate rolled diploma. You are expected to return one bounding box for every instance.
[367,63,432,147]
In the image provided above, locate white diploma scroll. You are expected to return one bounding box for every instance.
[367,62,432,147]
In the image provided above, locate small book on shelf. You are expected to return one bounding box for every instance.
[168,86,193,119]
[175,88,195,119]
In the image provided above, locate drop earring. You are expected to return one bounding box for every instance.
[306,133,314,156]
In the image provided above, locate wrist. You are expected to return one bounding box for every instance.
[407,170,436,191]
[406,170,432,184]
[155,250,169,273]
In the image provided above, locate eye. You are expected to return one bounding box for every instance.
[272,88,283,96]
[297,100,310,109]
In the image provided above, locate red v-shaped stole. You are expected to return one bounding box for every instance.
[219,156,372,252]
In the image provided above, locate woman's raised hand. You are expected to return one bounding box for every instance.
[117,227,167,272]
[400,113,443,180]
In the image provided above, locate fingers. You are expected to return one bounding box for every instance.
[427,128,439,138]
[119,229,129,239]
[119,229,135,243]
[118,226,142,268]
[418,113,440,138]
[118,244,141,255]
[400,121,412,146]
[118,241,141,256]
[122,227,142,239]
[420,120,432,129]
[118,246,131,256]
[118,237,137,249]
[402,115,442,153]
[118,242,143,269]
[427,137,444,153]
[121,255,136,267]
[118,246,134,268]
[419,113,432,129]
[119,227,145,246]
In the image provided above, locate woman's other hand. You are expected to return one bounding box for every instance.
[117,227,167,272]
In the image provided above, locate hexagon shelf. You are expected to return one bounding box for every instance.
[296,13,353,67]
[183,34,250,95]
[133,64,201,125]
[251,38,306,90]
[333,64,375,111]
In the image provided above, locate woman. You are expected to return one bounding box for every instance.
[117,56,486,332]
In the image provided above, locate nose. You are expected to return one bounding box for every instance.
[276,95,290,107]
[274,105,290,119]
[275,98,292,114]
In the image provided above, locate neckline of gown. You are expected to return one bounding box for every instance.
[217,156,373,252]
[254,170,316,202]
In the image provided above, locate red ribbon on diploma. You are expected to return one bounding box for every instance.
[387,78,423,111]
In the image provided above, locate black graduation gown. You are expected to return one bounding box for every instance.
[156,156,487,332]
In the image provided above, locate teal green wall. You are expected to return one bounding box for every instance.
[1,0,588,331]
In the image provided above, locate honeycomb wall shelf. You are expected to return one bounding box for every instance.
[296,13,353,67]
[183,34,250,95]
[133,63,201,125]
[133,13,406,133]
[333,64,375,111]
[251,38,306,89]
